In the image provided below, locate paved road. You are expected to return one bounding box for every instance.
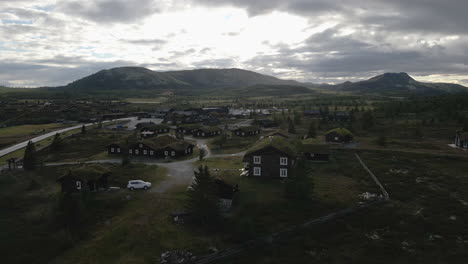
[0,117,136,158]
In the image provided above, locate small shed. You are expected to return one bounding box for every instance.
[325,128,353,143]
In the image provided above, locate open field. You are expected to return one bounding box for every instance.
[0,123,71,148]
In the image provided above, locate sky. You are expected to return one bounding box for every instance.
[1,0,467,87]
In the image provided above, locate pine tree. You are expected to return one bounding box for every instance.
[50,133,62,151]
[23,141,37,170]
[307,121,317,138]
[288,119,296,134]
[186,166,221,225]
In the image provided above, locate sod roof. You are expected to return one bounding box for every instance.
[244,136,296,157]
[233,125,260,132]
[325,128,353,136]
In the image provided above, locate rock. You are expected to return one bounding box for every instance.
[208,246,218,253]
[126,195,132,200]
[449,215,457,221]
[160,250,195,264]
[366,232,381,240]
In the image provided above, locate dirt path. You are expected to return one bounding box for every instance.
[44,137,245,193]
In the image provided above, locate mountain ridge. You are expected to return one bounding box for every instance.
[35,67,468,96]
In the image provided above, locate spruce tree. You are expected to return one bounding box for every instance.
[288,119,296,134]
[285,161,314,201]
[50,133,62,151]
[307,121,317,138]
[23,141,37,170]
[186,166,221,225]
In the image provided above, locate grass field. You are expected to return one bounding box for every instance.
[0,123,70,149]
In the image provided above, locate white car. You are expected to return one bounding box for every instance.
[127,180,152,190]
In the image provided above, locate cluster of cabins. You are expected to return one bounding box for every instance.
[107,135,195,159]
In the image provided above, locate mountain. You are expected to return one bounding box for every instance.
[334,72,467,95]
[64,67,302,93]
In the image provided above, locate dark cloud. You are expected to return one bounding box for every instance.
[121,38,166,46]
[0,59,135,87]
[58,0,159,24]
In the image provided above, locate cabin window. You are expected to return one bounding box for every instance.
[171,151,175,156]
[129,149,133,154]
[76,181,82,190]
[253,167,261,176]
[280,168,288,178]
[143,150,147,155]
[164,151,169,156]
[110,147,115,153]
[334,136,339,141]
[280,157,288,165]
[139,144,143,148]
[150,151,154,155]
[242,132,245,136]
[253,156,261,164]
[117,148,121,153]
[135,149,139,154]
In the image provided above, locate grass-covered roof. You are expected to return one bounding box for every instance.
[244,136,296,157]
[325,128,353,136]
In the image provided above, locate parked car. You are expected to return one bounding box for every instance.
[127,180,152,190]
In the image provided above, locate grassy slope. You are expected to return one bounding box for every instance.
[221,150,468,264]
[0,164,167,264]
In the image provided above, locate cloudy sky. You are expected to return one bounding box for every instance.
[1,0,467,87]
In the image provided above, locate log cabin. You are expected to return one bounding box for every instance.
[232,126,261,137]
[455,130,468,149]
[242,136,296,178]
[325,128,353,143]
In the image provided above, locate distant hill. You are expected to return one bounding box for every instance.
[63,67,301,93]
[333,72,467,95]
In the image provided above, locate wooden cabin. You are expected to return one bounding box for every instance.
[107,135,194,159]
[325,128,353,143]
[300,144,330,162]
[233,126,261,137]
[242,136,296,178]
[57,168,110,193]
[455,131,468,149]
[193,126,222,137]
[176,124,202,135]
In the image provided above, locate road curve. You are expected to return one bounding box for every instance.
[0,117,136,158]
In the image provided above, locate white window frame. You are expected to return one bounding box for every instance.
[143,150,147,155]
[253,167,261,176]
[150,150,154,155]
[280,157,288,165]
[110,147,115,153]
[135,149,139,154]
[253,156,261,164]
[164,151,169,156]
[171,151,175,156]
[129,149,133,154]
[280,168,288,178]
[117,148,121,153]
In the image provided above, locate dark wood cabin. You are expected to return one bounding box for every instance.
[256,119,278,128]
[300,144,330,162]
[455,131,468,149]
[107,135,194,159]
[325,128,353,143]
[193,126,222,137]
[233,126,260,137]
[242,137,296,178]
[176,124,202,135]
[57,170,110,193]
[264,130,289,139]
